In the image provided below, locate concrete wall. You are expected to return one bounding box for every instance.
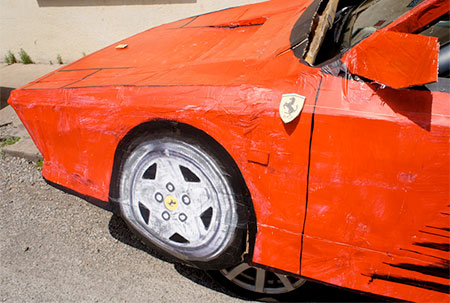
[0,0,264,64]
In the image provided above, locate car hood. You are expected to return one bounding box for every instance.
[22,0,317,89]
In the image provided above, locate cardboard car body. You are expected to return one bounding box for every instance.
[8,0,449,301]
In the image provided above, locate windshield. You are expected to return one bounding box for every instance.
[420,18,450,46]
[303,0,446,66]
[342,0,425,48]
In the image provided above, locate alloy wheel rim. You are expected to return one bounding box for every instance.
[127,142,237,260]
[220,263,306,295]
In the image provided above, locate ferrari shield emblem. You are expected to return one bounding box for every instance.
[279,94,306,123]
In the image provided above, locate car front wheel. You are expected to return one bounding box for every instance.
[116,126,250,269]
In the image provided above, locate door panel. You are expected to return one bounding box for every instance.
[301,73,450,300]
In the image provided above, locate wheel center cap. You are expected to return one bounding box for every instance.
[164,195,178,211]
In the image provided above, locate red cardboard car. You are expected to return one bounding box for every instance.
[9,0,449,301]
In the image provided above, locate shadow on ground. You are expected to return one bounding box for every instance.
[107,214,244,299]
[108,214,382,302]
[1,87,14,110]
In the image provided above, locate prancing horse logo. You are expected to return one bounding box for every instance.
[284,97,298,115]
[279,94,306,123]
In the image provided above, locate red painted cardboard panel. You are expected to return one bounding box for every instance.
[342,31,439,89]
[302,235,449,302]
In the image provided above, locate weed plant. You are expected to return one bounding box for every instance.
[4,51,17,65]
[0,136,20,147]
[18,49,33,64]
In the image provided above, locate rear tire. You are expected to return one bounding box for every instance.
[209,260,307,301]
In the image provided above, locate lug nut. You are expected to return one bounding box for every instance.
[155,192,163,202]
[162,211,170,221]
[166,183,175,192]
[179,213,187,222]
[182,195,190,205]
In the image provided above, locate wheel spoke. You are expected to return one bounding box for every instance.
[224,263,251,280]
[147,211,178,239]
[133,187,165,217]
[220,263,306,295]
[186,185,214,213]
[134,180,157,202]
[255,268,266,293]
[276,274,295,291]
[178,215,203,242]
[196,215,209,234]
[155,158,184,185]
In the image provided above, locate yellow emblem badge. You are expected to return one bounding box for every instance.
[164,195,178,211]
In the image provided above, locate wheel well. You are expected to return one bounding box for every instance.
[108,119,257,259]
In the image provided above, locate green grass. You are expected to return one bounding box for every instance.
[57,54,63,64]
[34,159,43,168]
[5,50,17,65]
[0,136,20,147]
[18,49,33,64]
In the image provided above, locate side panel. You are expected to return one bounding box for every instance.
[9,65,322,274]
[301,74,450,302]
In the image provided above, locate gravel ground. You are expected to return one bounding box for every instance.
[0,123,14,139]
[0,155,377,302]
[0,156,250,303]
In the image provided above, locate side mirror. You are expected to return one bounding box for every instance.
[342,30,439,89]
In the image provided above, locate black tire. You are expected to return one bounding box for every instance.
[115,124,251,270]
